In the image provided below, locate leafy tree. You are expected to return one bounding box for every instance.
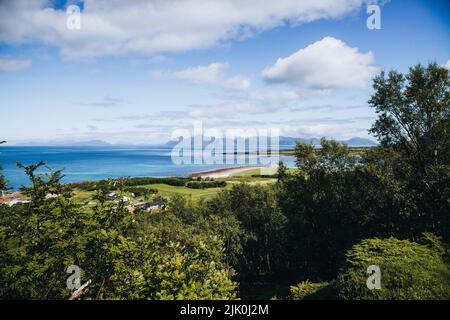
[276,161,288,182]
[0,162,83,298]
[279,139,371,280]
[368,63,450,240]
[369,63,449,157]
[207,184,287,280]
[294,138,357,173]
[333,234,450,300]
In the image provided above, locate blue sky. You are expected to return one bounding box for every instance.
[0,0,449,145]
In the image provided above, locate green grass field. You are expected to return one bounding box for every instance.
[70,175,278,204]
[140,183,230,199]
[7,168,281,206]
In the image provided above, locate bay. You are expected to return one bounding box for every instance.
[0,146,295,190]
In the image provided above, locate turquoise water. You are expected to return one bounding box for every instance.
[0,146,295,190]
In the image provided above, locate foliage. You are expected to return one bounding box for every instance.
[206,184,287,280]
[333,235,450,300]
[0,162,83,298]
[289,281,331,300]
[279,139,375,279]
[69,177,189,191]
[186,180,227,189]
[368,63,450,240]
[0,163,237,299]
[278,63,450,283]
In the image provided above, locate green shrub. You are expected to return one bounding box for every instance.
[186,180,227,189]
[69,177,189,191]
[290,281,331,300]
[333,235,450,300]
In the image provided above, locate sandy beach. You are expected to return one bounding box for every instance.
[190,166,262,178]
[0,191,23,204]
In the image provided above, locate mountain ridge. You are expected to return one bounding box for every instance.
[9,137,377,148]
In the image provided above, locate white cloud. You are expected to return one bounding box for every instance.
[263,36,378,91]
[0,0,377,59]
[0,57,32,71]
[445,60,450,70]
[154,62,251,90]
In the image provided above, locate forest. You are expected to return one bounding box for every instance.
[0,63,449,300]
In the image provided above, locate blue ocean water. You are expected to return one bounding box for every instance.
[0,146,295,190]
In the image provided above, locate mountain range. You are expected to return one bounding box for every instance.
[10,137,377,148]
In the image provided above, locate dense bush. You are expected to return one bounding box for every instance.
[69,177,189,191]
[186,180,227,189]
[289,281,331,300]
[0,163,237,299]
[124,177,188,187]
[332,234,450,300]
[205,184,287,280]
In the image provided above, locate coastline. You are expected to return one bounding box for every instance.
[0,166,262,203]
[189,166,262,178]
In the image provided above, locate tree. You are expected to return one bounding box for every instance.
[207,184,287,280]
[369,63,449,157]
[0,162,84,298]
[279,139,371,280]
[368,63,450,240]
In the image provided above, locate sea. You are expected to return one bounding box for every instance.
[0,146,296,190]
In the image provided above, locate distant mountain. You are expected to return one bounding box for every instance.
[279,136,321,147]
[14,137,376,148]
[279,136,377,148]
[164,136,377,148]
[13,137,376,148]
[344,137,378,147]
[64,140,112,146]
[14,139,112,147]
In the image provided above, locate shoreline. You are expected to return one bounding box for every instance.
[189,166,262,178]
[0,166,267,200]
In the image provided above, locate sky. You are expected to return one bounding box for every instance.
[0,0,449,145]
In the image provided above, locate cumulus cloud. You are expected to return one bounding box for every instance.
[263,36,378,91]
[0,0,376,59]
[154,62,251,90]
[0,57,32,71]
[445,60,450,70]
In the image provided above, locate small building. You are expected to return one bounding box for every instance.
[8,199,31,207]
[108,192,117,199]
[144,200,166,212]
